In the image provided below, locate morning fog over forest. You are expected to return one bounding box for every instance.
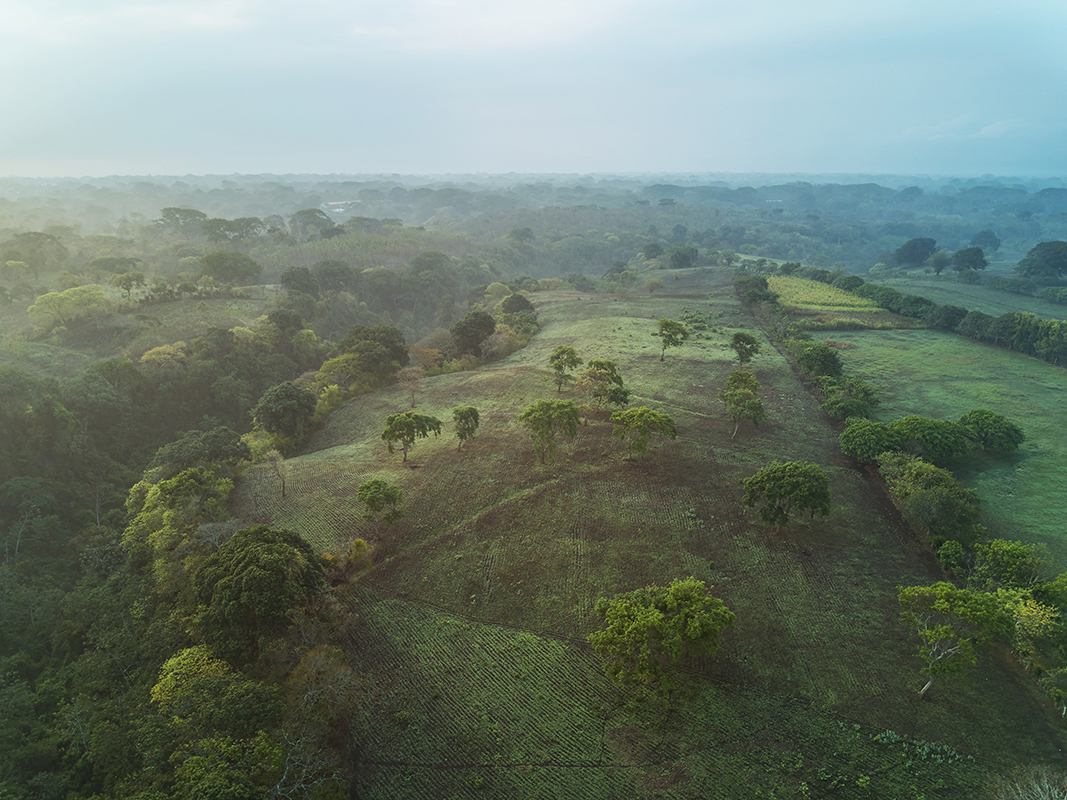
[4,1,1067,799]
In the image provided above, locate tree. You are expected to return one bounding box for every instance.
[588,577,734,697]
[158,207,208,236]
[200,252,263,285]
[893,237,937,266]
[643,242,664,260]
[573,359,629,416]
[728,331,762,369]
[610,406,677,457]
[817,376,880,419]
[839,418,900,462]
[548,345,583,392]
[27,285,114,329]
[645,278,665,294]
[928,250,952,276]
[951,247,987,273]
[288,208,335,239]
[396,366,423,407]
[355,479,403,540]
[654,319,689,361]
[381,411,442,462]
[898,582,1012,698]
[1017,241,1067,281]
[110,271,145,299]
[741,460,831,529]
[885,416,970,466]
[719,371,766,439]
[957,409,1024,452]
[252,382,317,438]
[452,406,480,451]
[499,293,535,314]
[518,399,581,463]
[794,342,843,378]
[449,310,496,356]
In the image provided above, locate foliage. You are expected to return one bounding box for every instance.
[971,539,1051,591]
[876,452,981,546]
[449,310,496,356]
[885,415,971,466]
[718,370,766,438]
[741,460,831,528]
[27,285,114,330]
[1016,241,1067,281]
[200,251,263,285]
[654,318,689,361]
[898,582,1013,698]
[452,405,480,450]
[518,399,581,463]
[609,406,677,457]
[251,382,317,439]
[548,345,583,392]
[380,411,442,461]
[957,409,1025,452]
[588,577,734,697]
[818,376,879,419]
[728,331,762,368]
[791,341,844,378]
[355,479,404,539]
[574,359,629,413]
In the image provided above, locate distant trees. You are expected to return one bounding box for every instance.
[1016,241,1067,281]
[741,461,831,529]
[381,411,442,462]
[199,251,263,285]
[518,399,581,463]
[655,319,689,361]
[610,406,677,458]
[588,577,734,698]
[452,406,480,450]
[951,247,987,273]
[548,345,583,392]
[252,382,317,439]
[893,237,937,267]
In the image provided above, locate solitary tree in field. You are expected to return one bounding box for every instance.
[718,371,766,439]
[741,460,830,529]
[588,577,734,698]
[356,479,404,540]
[452,406,480,451]
[898,582,1012,699]
[610,406,677,458]
[381,411,442,462]
[654,319,689,361]
[728,331,762,369]
[518,399,581,463]
[548,345,583,392]
[575,359,630,416]
[396,366,423,408]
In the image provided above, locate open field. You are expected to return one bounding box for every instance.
[822,329,1067,567]
[233,267,1066,798]
[869,277,1067,321]
[767,275,911,330]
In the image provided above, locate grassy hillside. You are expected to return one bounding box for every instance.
[232,268,1064,799]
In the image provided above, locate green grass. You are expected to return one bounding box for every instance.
[232,266,1066,798]
[820,329,1067,567]
[870,276,1067,321]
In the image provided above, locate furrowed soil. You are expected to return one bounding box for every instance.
[233,268,1065,799]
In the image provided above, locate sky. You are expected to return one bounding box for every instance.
[2,0,1066,178]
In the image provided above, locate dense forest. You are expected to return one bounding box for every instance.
[2,173,1067,799]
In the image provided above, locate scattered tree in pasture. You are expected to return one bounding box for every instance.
[588,577,734,698]
[929,250,952,276]
[957,409,1024,452]
[396,366,424,407]
[728,331,762,368]
[719,371,766,439]
[951,247,987,273]
[548,345,583,392]
[452,406,480,450]
[381,411,442,462]
[654,319,689,361]
[518,399,581,463]
[574,359,630,414]
[646,278,665,294]
[110,271,145,299]
[610,406,677,457]
[898,582,1012,699]
[794,342,843,378]
[252,382,317,438]
[741,460,831,529]
[894,237,937,266]
[355,479,404,540]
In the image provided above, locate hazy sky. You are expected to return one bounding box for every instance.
[3,0,1065,178]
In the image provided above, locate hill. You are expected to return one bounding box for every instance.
[232,268,1064,799]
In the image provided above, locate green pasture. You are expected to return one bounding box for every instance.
[824,329,1067,566]
[233,268,1066,798]
[870,276,1067,322]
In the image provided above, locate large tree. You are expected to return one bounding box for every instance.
[894,237,937,266]
[654,319,689,361]
[588,577,734,697]
[1016,241,1067,281]
[728,331,762,369]
[381,411,442,462]
[452,406,480,451]
[450,310,496,356]
[252,382,317,438]
[610,406,677,457]
[741,460,831,528]
[548,345,583,392]
[200,251,263,285]
[951,247,987,273]
[518,399,581,463]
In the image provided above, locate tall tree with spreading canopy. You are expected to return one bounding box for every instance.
[728,331,762,369]
[252,382,317,439]
[518,399,581,463]
[741,460,831,529]
[381,411,442,462]
[610,406,677,457]
[588,577,734,697]
[355,479,403,540]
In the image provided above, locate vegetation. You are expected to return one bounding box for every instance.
[718,370,767,438]
[356,479,404,539]
[518,398,581,463]
[381,411,443,462]
[741,460,832,528]
[609,406,677,458]
[548,344,582,392]
[452,405,480,450]
[654,318,689,361]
